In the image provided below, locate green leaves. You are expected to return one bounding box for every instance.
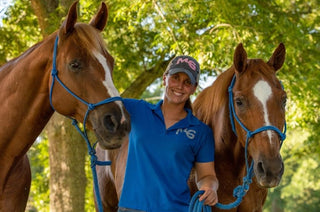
[1,0,319,211]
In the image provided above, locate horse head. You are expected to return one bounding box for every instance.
[231,43,286,187]
[49,2,130,149]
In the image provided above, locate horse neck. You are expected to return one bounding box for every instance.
[0,34,56,165]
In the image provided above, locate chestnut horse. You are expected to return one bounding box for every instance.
[96,43,286,212]
[0,2,130,211]
[193,43,286,211]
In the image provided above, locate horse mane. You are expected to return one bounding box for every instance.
[193,67,235,130]
[0,42,43,74]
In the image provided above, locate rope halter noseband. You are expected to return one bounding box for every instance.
[189,75,287,211]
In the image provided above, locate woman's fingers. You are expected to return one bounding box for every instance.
[199,189,218,206]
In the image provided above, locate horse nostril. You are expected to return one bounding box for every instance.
[103,114,118,132]
[257,161,265,174]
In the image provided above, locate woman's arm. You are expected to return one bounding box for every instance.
[194,161,219,206]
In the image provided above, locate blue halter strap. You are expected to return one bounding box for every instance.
[49,36,122,212]
[189,75,287,211]
[214,74,286,210]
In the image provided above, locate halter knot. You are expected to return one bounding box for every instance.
[90,154,98,168]
[88,103,96,111]
[279,133,286,141]
[233,185,246,199]
[243,176,252,186]
[89,148,96,156]
[242,177,252,193]
[71,119,78,126]
[51,68,58,76]
[247,131,254,138]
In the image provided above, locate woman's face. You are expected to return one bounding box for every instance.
[163,72,197,105]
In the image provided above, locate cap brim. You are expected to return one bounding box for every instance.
[169,68,197,85]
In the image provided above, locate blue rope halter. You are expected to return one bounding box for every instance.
[49,36,122,212]
[215,74,286,210]
[189,75,287,211]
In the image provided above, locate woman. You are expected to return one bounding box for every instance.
[118,56,219,212]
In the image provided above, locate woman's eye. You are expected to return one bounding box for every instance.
[184,80,192,86]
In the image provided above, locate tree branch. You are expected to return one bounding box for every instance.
[121,58,172,98]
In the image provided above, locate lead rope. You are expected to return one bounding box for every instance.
[189,75,287,211]
[216,75,286,210]
[50,36,122,212]
[189,191,212,212]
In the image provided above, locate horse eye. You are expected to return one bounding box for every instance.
[235,98,243,106]
[69,60,82,72]
[281,97,287,109]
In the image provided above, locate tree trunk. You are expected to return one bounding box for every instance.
[270,188,284,212]
[46,113,87,212]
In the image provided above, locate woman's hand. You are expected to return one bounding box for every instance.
[198,185,218,206]
[195,162,219,206]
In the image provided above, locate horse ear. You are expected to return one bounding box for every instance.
[267,43,286,71]
[233,43,247,74]
[61,1,78,35]
[89,2,108,31]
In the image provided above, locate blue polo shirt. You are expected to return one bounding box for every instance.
[119,99,215,212]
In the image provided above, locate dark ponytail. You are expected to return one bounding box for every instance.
[184,98,193,112]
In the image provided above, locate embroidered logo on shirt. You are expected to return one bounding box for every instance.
[176,128,196,139]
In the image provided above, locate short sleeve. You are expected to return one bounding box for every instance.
[195,125,215,162]
[122,98,146,116]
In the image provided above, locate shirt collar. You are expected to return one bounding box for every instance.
[148,100,201,126]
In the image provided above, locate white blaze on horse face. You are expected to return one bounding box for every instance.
[93,51,126,123]
[253,80,273,142]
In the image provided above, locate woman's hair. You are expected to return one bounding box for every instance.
[185,98,193,111]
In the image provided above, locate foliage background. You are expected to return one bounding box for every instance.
[0,0,319,211]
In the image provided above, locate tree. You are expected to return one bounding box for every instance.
[1,0,319,211]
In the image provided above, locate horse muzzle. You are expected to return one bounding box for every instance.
[254,155,284,188]
[89,103,131,149]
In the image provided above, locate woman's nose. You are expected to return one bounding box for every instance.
[176,80,184,88]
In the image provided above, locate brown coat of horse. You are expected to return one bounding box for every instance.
[193,43,286,211]
[0,2,130,211]
[96,43,286,212]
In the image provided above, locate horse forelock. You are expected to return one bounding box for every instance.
[72,23,114,68]
[246,59,279,83]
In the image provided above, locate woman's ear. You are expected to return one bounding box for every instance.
[162,75,167,86]
[191,85,197,94]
